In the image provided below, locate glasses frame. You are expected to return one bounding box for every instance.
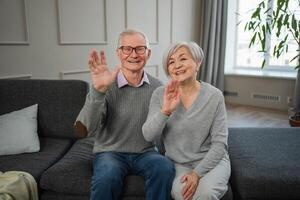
[119,46,147,55]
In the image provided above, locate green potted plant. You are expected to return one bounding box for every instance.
[243,0,300,126]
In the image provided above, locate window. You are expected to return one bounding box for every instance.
[236,0,264,68]
[225,0,299,77]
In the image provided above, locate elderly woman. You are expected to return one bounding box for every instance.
[142,42,230,200]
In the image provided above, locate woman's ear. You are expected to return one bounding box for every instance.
[196,63,201,72]
[197,60,203,71]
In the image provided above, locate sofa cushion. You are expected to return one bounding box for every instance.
[41,136,232,199]
[0,137,73,180]
[41,191,90,200]
[40,137,95,194]
[228,127,300,200]
[40,137,146,197]
[0,79,88,139]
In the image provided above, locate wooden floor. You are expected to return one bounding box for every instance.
[226,103,290,128]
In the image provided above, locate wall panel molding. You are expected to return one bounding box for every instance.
[145,65,159,77]
[0,0,29,45]
[60,69,90,79]
[0,74,32,79]
[61,66,159,80]
[170,0,173,43]
[60,69,91,83]
[125,0,159,44]
[58,0,108,44]
[171,0,201,42]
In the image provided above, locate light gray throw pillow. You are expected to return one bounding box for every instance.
[0,104,40,156]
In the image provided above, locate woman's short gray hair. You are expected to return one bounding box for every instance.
[118,28,150,48]
[162,41,204,76]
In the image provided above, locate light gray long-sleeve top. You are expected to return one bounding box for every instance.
[142,82,229,177]
[76,73,162,154]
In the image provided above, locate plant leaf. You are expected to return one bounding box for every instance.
[261,59,266,68]
[276,14,283,37]
[249,32,257,47]
[244,22,249,31]
[266,22,271,34]
[283,14,289,25]
[273,45,277,56]
[291,14,297,31]
[290,54,300,62]
[251,7,261,20]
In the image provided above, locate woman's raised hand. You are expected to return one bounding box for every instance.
[88,49,120,93]
[161,80,181,116]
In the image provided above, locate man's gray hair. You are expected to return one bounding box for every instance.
[118,28,150,48]
[162,41,204,76]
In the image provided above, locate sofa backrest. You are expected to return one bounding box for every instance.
[0,79,89,139]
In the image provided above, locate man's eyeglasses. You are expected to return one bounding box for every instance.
[119,46,147,55]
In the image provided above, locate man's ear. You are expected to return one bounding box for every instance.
[116,48,121,59]
[147,49,151,59]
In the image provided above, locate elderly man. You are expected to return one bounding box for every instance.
[75,29,175,200]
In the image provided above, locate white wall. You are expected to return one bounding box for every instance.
[0,0,200,83]
[225,75,295,111]
[0,0,295,111]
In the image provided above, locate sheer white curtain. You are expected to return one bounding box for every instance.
[197,0,228,91]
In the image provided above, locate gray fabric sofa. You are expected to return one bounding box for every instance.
[229,127,300,200]
[0,79,87,181]
[0,79,299,200]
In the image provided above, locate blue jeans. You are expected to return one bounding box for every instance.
[90,151,175,200]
